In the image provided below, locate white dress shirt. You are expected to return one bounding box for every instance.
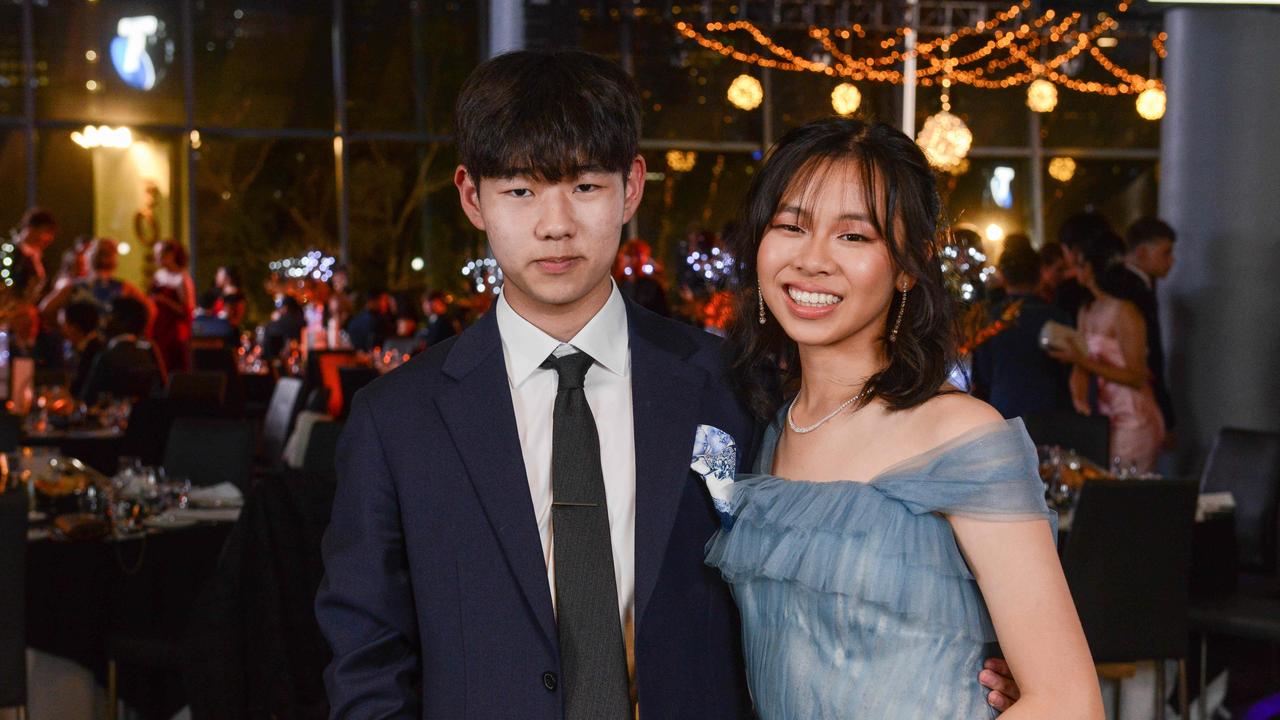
[495,284,636,632]
[1124,260,1154,290]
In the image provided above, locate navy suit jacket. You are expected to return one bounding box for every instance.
[317,299,757,719]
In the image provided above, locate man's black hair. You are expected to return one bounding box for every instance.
[63,300,100,334]
[107,297,149,337]
[455,49,642,182]
[1125,216,1176,251]
[1058,210,1113,251]
[21,207,56,230]
[998,241,1041,289]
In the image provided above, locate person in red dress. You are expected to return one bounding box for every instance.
[148,239,196,373]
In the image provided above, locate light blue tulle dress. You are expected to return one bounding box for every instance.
[693,412,1054,720]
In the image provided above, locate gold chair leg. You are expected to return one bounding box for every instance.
[1178,660,1189,720]
[107,659,118,720]
[16,706,28,720]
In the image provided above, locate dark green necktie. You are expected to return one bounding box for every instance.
[541,351,631,719]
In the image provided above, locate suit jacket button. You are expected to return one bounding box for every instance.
[542,672,558,692]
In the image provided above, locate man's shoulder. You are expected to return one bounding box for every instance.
[629,304,725,357]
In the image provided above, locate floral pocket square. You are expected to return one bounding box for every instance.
[691,424,738,529]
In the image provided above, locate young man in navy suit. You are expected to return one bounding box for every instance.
[317,49,1021,719]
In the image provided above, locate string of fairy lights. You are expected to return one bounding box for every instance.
[672,1,1166,173]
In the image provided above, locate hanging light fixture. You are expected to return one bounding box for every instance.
[1136,87,1166,121]
[1026,79,1059,113]
[831,83,862,116]
[666,150,697,172]
[1048,157,1077,182]
[917,80,971,173]
[917,111,972,173]
[726,73,763,111]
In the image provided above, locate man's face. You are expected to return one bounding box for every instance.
[455,156,646,319]
[1133,238,1175,280]
[1040,257,1068,290]
[25,225,56,250]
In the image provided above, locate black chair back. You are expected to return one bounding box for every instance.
[0,490,28,709]
[120,397,176,468]
[302,386,330,414]
[1062,479,1198,662]
[1023,411,1112,468]
[168,371,228,409]
[191,344,246,415]
[163,417,255,490]
[337,367,379,420]
[301,421,344,481]
[261,377,305,466]
[1199,427,1280,574]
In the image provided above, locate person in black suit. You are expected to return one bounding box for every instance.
[1103,217,1177,433]
[316,49,1022,720]
[191,290,238,346]
[80,296,166,405]
[343,288,394,352]
[971,241,1075,419]
[8,207,57,302]
[59,300,104,399]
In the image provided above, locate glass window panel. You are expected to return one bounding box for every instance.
[34,128,95,263]
[1043,158,1157,244]
[636,150,757,270]
[193,0,333,129]
[193,137,335,321]
[914,85,1030,149]
[633,17,762,145]
[940,157,1034,250]
[32,128,182,288]
[771,69,900,137]
[0,1,22,118]
[346,141,476,293]
[33,0,185,126]
[1,129,29,233]
[1041,37,1160,149]
[345,1,480,134]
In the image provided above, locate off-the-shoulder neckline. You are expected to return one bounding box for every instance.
[758,414,1028,487]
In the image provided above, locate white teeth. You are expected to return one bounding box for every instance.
[787,287,841,307]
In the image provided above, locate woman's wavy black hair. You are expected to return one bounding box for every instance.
[725,118,955,421]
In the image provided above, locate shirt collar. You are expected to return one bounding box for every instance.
[1124,261,1153,290]
[495,281,630,387]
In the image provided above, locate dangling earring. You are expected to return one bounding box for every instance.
[758,283,767,325]
[889,285,908,343]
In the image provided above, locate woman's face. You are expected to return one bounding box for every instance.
[216,267,229,287]
[756,161,908,351]
[154,243,174,269]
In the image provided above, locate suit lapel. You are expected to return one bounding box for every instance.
[628,303,709,627]
[434,310,558,645]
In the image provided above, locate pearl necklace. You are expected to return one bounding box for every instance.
[786,386,872,434]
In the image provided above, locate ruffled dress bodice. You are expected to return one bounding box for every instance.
[700,415,1053,720]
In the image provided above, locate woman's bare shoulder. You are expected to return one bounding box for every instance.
[896,389,1006,451]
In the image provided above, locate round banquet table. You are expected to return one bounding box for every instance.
[25,522,233,718]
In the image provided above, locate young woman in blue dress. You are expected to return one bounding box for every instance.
[702,118,1103,719]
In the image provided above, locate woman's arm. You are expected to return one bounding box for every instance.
[1048,303,1149,389]
[38,283,74,325]
[949,515,1104,719]
[182,272,196,315]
